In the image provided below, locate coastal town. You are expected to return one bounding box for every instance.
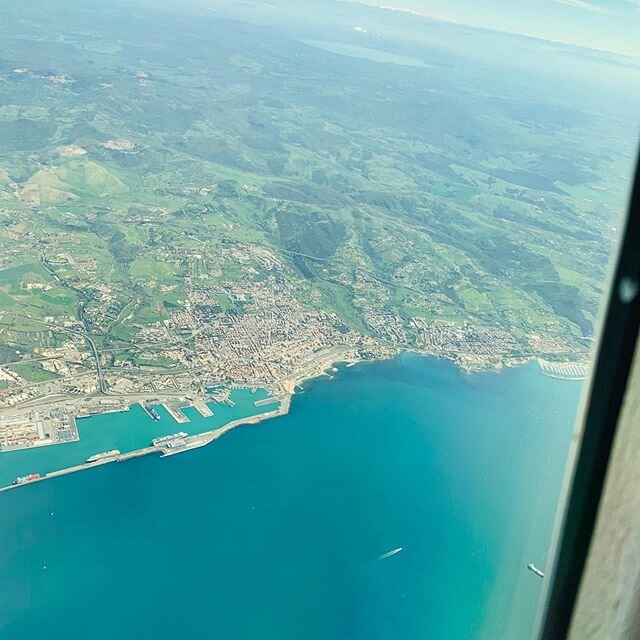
[1,241,591,436]
[0,236,591,487]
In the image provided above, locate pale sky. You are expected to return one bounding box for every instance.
[353,0,640,58]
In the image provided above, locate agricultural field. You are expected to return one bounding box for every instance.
[0,0,638,372]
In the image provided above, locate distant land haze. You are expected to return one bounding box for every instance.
[350,0,640,58]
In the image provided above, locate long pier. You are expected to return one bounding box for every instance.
[0,446,160,493]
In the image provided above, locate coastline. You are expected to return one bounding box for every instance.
[0,348,585,492]
[0,348,583,640]
[0,346,364,491]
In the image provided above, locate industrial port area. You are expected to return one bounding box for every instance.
[0,409,77,451]
[0,397,287,491]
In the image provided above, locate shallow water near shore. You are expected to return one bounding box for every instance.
[0,355,582,639]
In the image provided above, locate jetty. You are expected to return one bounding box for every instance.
[161,404,190,423]
[254,396,279,408]
[0,446,161,494]
[192,400,213,418]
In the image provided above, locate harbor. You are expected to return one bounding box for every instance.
[0,403,286,492]
[0,387,283,490]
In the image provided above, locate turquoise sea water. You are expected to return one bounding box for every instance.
[0,387,276,488]
[0,355,582,640]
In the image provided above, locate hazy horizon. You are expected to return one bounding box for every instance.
[348,0,640,58]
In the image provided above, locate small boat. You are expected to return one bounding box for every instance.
[378,547,403,560]
[527,562,545,578]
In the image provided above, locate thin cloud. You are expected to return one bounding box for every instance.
[553,0,612,13]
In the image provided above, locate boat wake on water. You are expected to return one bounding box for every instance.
[378,547,403,560]
[527,562,545,578]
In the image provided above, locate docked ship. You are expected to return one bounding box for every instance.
[12,473,41,485]
[144,405,161,421]
[86,449,120,463]
[527,563,545,578]
[151,432,188,447]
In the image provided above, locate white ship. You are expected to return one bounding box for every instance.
[86,449,120,463]
[152,432,188,447]
[378,547,403,560]
[527,562,545,578]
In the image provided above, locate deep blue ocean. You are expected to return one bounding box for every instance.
[0,355,582,639]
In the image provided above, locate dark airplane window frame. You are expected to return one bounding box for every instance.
[537,153,640,639]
